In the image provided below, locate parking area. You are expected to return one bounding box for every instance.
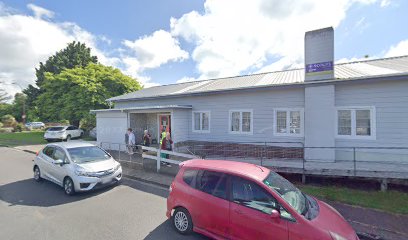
[0,147,206,240]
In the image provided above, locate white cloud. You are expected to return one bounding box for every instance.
[171,0,379,78]
[27,3,54,19]
[0,4,139,99]
[122,29,188,70]
[380,0,391,7]
[384,39,408,57]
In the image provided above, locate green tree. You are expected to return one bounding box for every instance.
[10,93,27,122]
[23,41,98,111]
[36,63,141,126]
[1,114,17,127]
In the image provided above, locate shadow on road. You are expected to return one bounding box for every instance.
[0,178,114,207]
[144,219,208,240]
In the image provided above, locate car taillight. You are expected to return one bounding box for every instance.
[169,183,174,193]
[36,151,39,156]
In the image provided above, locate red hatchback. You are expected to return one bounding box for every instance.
[167,160,359,240]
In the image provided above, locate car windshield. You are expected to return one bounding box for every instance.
[48,127,64,131]
[67,146,110,163]
[263,171,307,216]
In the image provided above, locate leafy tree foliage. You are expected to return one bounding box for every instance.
[1,114,17,127]
[24,41,98,110]
[36,64,141,126]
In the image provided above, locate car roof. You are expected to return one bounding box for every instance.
[47,141,96,149]
[181,159,270,182]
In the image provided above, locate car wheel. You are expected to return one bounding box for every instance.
[33,166,42,182]
[172,208,193,235]
[63,177,75,195]
[80,132,84,138]
[66,135,71,141]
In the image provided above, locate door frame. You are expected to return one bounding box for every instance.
[157,113,172,142]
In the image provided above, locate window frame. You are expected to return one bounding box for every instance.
[228,109,253,135]
[196,170,229,200]
[229,175,280,215]
[192,111,211,133]
[273,108,304,137]
[335,106,376,140]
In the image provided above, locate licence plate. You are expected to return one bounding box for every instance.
[101,178,111,184]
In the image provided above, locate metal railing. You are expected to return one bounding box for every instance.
[99,141,408,180]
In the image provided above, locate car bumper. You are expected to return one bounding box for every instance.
[73,167,123,192]
[44,133,66,140]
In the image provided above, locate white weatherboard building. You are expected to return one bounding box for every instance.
[92,28,408,170]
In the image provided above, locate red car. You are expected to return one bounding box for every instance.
[167,160,358,240]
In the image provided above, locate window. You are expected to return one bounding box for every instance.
[231,176,278,214]
[183,169,198,187]
[229,110,253,134]
[53,148,67,162]
[66,126,74,130]
[336,107,376,139]
[197,171,227,200]
[274,109,304,136]
[43,146,54,157]
[192,111,210,133]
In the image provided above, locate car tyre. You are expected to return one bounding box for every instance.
[80,132,84,138]
[172,208,193,235]
[63,177,75,196]
[33,166,42,182]
[65,135,71,141]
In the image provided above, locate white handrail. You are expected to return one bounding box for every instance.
[141,146,201,172]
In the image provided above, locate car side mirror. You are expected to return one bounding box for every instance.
[270,209,280,219]
[54,159,64,165]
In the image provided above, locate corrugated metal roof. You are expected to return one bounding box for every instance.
[109,55,408,102]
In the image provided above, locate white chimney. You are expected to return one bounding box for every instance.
[304,27,334,81]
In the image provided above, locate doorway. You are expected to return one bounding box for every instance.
[158,114,171,141]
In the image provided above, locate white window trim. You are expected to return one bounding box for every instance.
[228,109,253,135]
[335,106,376,140]
[192,111,211,133]
[273,108,304,137]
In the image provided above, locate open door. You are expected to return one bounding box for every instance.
[158,114,171,141]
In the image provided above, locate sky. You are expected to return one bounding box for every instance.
[1,0,408,99]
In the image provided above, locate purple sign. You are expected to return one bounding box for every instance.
[305,61,333,73]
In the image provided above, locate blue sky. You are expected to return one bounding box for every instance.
[1,0,407,95]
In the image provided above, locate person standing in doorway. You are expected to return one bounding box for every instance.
[143,130,151,147]
[126,128,136,154]
[160,132,173,167]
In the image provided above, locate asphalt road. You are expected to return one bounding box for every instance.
[0,147,207,240]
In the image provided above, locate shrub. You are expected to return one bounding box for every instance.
[13,123,24,132]
[1,114,17,127]
[0,122,3,128]
[80,114,96,132]
[59,119,70,125]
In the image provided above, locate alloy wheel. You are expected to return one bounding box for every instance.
[174,211,189,232]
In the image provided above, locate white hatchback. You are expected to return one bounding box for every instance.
[33,142,122,195]
[44,125,84,142]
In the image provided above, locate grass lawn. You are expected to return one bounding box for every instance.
[299,184,408,215]
[0,131,47,146]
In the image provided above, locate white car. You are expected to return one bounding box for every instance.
[44,125,84,142]
[26,122,45,129]
[33,142,122,195]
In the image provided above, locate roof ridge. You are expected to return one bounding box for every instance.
[145,55,408,89]
[335,55,408,66]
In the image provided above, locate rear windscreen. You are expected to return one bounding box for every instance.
[48,127,64,131]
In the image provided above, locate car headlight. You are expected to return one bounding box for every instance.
[330,232,347,240]
[114,163,121,172]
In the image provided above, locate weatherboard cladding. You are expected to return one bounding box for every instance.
[109,56,408,102]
